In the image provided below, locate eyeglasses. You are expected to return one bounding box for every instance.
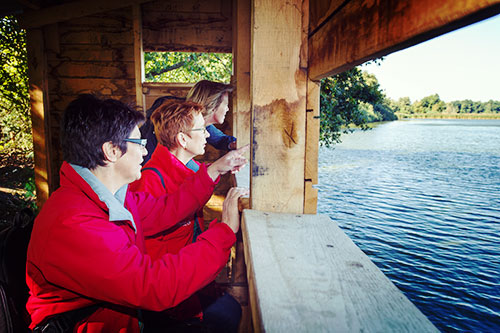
[124,138,147,147]
[189,127,208,134]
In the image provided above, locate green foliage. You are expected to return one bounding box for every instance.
[145,52,232,83]
[23,175,37,211]
[393,94,500,118]
[0,16,32,156]
[319,66,397,146]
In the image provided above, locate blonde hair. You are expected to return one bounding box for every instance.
[186,80,233,117]
[151,100,204,149]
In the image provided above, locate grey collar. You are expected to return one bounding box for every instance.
[70,163,136,232]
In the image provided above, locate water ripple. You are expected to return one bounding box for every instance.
[318,119,500,332]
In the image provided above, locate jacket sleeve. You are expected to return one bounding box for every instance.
[134,164,216,236]
[206,125,236,151]
[35,209,235,311]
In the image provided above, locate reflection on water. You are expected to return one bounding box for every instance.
[317,119,500,332]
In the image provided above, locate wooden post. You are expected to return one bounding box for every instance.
[132,4,145,112]
[304,79,319,214]
[250,0,308,213]
[26,29,51,209]
[232,0,251,148]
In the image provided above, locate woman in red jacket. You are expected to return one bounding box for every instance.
[26,94,248,332]
[130,100,243,332]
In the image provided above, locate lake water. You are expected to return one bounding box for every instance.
[317,119,500,332]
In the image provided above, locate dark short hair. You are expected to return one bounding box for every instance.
[61,94,145,169]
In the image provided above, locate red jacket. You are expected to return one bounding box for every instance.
[130,144,205,258]
[130,144,210,320]
[26,162,235,332]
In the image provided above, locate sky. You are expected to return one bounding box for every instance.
[362,13,500,103]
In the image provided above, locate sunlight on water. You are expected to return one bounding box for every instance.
[317,119,500,332]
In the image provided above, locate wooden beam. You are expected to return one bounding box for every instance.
[309,0,500,80]
[132,4,145,112]
[250,0,308,213]
[309,0,345,33]
[18,0,153,29]
[242,210,439,332]
[232,0,251,148]
[26,28,51,209]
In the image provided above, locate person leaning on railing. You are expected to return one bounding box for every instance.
[130,100,246,332]
[26,94,248,332]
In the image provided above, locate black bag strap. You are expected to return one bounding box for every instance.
[142,167,165,190]
[33,304,100,333]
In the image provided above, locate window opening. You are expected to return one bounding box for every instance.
[144,51,232,83]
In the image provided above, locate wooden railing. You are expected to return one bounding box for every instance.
[234,167,438,332]
[241,210,438,332]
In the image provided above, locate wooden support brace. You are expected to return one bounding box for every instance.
[26,29,51,209]
[232,0,251,148]
[304,79,320,214]
[132,4,145,112]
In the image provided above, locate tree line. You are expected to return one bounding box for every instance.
[390,94,500,117]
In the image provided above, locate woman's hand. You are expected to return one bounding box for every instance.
[221,187,250,233]
[207,144,249,181]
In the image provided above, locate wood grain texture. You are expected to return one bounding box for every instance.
[232,0,251,148]
[142,0,232,52]
[250,0,308,213]
[309,0,500,80]
[303,180,318,214]
[242,210,439,332]
[133,4,145,112]
[304,78,319,214]
[143,82,194,109]
[26,28,52,208]
[46,45,135,62]
[309,0,345,33]
[19,0,152,29]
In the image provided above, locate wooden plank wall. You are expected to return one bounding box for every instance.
[142,82,193,110]
[250,0,309,213]
[42,7,137,189]
[141,0,232,52]
[308,0,500,79]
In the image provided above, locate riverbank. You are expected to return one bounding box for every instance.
[396,112,500,119]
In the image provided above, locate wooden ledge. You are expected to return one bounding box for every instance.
[241,210,438,332]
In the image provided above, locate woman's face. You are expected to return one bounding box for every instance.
[184,113,210,157]
[115,126,147,184]
[212,93,229,125]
